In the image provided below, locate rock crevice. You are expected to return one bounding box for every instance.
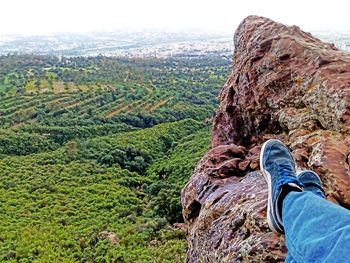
[181,16,350,262]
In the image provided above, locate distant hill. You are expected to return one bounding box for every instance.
[0,31,233,58]
[0,30,349,59]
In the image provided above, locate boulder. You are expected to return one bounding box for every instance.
[181,15,350,262]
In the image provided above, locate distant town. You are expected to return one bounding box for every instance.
[0,29,349,58]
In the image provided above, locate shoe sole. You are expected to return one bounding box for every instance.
[260,139,295,233]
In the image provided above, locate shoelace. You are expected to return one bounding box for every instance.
[276,163,302,190]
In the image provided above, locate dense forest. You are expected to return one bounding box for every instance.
[0,53,230,262]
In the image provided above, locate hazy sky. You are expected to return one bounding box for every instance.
[0,0,349,35]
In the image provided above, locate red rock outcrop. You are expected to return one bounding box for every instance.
[181,16,350,262]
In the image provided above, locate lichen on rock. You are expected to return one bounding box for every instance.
[181,15,350,262]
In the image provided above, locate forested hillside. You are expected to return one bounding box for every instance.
[0,53,230,262]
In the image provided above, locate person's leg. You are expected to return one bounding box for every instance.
[283,191,350,262]
[260,139,350,262]
[284,170,326,262]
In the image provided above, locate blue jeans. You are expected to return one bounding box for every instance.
[283,191,350,263]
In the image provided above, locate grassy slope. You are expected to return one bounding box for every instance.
[0,120,211,262]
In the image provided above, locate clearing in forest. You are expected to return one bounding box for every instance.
[149,98,171,111]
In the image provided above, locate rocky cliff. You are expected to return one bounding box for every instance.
[181,16,350,262]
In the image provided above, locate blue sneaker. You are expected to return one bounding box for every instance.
[260,139,304,233]
[297,170,325,198]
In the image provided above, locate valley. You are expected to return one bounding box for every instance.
[0,52,229,262]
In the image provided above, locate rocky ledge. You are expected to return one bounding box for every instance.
[181,16,350,262]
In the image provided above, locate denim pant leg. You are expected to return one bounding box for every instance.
[284,253,297,263]
[282,191,350,263]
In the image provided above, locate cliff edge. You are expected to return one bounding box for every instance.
[181,16,350,262]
